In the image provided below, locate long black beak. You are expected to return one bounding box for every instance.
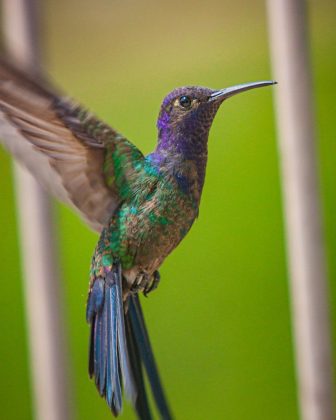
[209,80,276,102]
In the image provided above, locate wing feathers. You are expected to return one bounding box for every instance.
[0,58,145,231]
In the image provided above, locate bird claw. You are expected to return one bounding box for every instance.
[143,271,160,297]
[131,272,147,292]
[130,270,161,296]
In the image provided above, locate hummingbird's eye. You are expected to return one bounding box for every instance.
[179,95,192,109]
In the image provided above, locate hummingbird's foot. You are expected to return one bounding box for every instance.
[143,270,160,297]
[130,270,161,296]
[131,271,150,294]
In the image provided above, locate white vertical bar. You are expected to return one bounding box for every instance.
[2,1,72,419]
[266,1,334,419]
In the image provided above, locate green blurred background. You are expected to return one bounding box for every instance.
[0,0,335,419]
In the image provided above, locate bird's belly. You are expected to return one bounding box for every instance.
[119,194,197,286]
[122,222,190,292]
[127,209,194,270]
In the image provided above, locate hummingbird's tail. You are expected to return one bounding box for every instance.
[86,263,136,415]
[86,262,173,419]
[125,294,173,420]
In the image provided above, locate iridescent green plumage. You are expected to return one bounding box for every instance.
[91,153,199,288]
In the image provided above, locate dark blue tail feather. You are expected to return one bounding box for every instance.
[87,268,134,416]
[87,262,173,419]
[106,282,122,413]
[99,295,107,396]
[125,306,153,420]
[128,295,173,420]
[114,264,136,402]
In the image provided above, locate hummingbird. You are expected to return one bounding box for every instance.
[0,58,275,419]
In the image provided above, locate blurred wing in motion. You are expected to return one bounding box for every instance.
[0,59,144,231]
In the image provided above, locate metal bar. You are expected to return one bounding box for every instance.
[266,1,334,419]
[2,1,72,419]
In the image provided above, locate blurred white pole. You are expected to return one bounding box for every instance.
[267,1,334,419]
[2,1,72,419]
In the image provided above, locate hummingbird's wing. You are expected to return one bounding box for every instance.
[0,59,144,231]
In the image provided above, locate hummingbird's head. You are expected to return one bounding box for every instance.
[156,81,276,155]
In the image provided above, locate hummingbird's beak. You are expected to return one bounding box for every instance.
[209,80,277,102]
